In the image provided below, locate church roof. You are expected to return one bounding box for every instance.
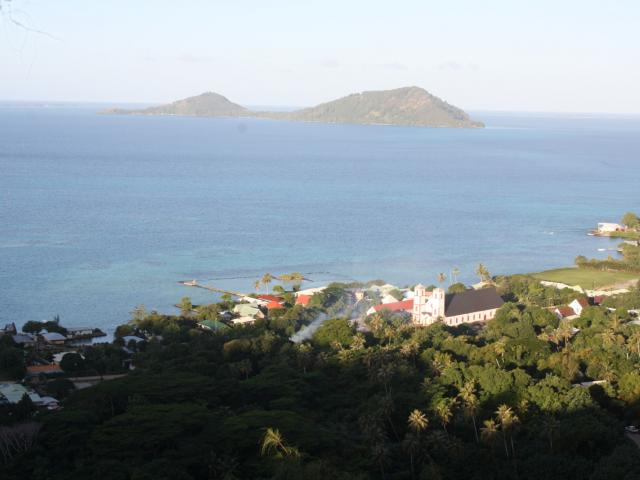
[444,287,504,317]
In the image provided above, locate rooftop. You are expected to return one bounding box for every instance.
[444,288,504,317]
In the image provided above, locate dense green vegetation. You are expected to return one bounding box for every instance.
[2,277,640,479]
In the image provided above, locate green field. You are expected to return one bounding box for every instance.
[532,267,639,290]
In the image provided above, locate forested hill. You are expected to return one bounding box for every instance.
[262,86,484,128]
[104,86,483,128]
[103,92,248,117]
[2,276,640,479]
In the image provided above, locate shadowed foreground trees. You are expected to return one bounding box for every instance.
[2,279,640,479]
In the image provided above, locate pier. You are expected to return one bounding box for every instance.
[179,280,248,299]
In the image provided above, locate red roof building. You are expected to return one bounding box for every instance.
[295,294,312,306]
[266,300,284,310]
[258,294,283,303]
[369,299,414,315]
[553,306,576,319]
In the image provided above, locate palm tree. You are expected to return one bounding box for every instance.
[253,280,261,293]
[600,328,616,348]
[261,273,273,294]
[495,404,519,457]
[480,419,499,454]
[493,337,507,368]
[260,428,300,459]
[408,409,429,434]
[458,380,480,443]
[290,272,305,290]
[628,331,640,357]
[475,263,491,283]
[452,267,460,283]
[435,399,454,433]
[437,273,447,286]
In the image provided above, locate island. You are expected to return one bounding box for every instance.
[103,86,484,128]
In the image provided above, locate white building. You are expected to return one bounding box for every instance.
[597,222,624,233]
[569,298,589,316]
[412,286,504,326]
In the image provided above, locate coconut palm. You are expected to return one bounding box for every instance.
[495,404,519,457]
[493,337,508,368]
[628,331,640,357]
[475,263,491,283]
[458,380,480,443]
[480,419,499,453]
[253,279,261,292]
[408,409,429,434]
[452,267,460,283]
[435,399,454,433]
[261,273,274,294]
[260,428,300,459]
[437,272,447,286]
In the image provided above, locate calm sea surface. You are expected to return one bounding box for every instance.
[1,106,639,333]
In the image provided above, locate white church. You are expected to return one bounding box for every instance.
[412,285,504,326]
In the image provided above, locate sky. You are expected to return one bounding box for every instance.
[1,0,639,113]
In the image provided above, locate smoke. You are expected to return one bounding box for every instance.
[290,296,369,343]
[289,312,328,343]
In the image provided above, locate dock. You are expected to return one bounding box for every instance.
[179,280,248,299]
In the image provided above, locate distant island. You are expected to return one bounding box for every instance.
[103,86,484,128]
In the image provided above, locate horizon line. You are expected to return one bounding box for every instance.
[1,99,640,117]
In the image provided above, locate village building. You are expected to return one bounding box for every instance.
[65,326,95,338]
[26,364,64,377]
[40,332,67,345]
[231,316,256,325]
[367,299,414,316]
[597,222,625,233]
[233,303,265,319]
[199,319,230,332]
[12,333,36,346]
[553,306,578,320]
[295,294,312,306]
[0,323,17,336]
[265,300,284,310]
[412,286,504,326]
[0,383,42,404]
[569,298,589,316]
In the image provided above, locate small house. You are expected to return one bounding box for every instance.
[199,319,230,332]
[231,316,256,325]
[295,294,312,306]
[569,298,589,316]
[40,332,67,345]
[597,222,624,233]
[0,323,17,336]
[552,306,577,320]
[233,303,265,318]
[65,326,95,338]
[12,333,36,346]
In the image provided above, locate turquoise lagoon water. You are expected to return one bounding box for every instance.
[1,106,639,333]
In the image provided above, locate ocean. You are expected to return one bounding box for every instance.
[1,105,639,333]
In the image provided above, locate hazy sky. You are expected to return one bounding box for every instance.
[2,0,639,112]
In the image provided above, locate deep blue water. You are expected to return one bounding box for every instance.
[1,106,639,333]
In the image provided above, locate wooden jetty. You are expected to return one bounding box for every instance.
[179,280,247,298]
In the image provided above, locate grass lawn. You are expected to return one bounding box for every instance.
[532,267,639,290]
